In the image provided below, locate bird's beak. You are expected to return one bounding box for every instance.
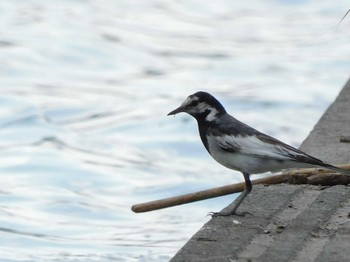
[167,106,185,116]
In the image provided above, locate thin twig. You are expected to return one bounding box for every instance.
[338,9,350,26]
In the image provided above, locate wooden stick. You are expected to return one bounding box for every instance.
[131,164,350,213]
[340,136,350,143]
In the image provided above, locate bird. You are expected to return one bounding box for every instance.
[167,91,350,217]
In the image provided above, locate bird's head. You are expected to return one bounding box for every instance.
[167,91,226,122]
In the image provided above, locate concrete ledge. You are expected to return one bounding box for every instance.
[299,79,350,164]
[171,78,350,262]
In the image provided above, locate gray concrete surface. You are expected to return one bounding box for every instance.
[299,79,350,164]
[171,78,350,262]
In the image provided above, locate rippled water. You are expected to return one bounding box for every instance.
[0,1,350,261]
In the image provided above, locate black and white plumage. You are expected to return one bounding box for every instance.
[168,91,350,216]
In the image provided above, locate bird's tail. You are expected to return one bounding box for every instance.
[320,163,350,176]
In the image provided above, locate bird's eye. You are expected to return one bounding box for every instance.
[188,100,199,107]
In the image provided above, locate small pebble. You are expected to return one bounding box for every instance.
[232,219,241,225]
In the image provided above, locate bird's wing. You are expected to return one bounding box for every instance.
[208,114,326,165]
[211,131,324,165]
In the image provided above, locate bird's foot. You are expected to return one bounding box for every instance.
[208,211,252,217]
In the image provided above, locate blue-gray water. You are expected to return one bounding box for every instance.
[0,1,350,261]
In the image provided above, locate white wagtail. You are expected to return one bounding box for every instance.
[168,91,350,217]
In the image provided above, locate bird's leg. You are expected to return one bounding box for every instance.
[210,172,252,217]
